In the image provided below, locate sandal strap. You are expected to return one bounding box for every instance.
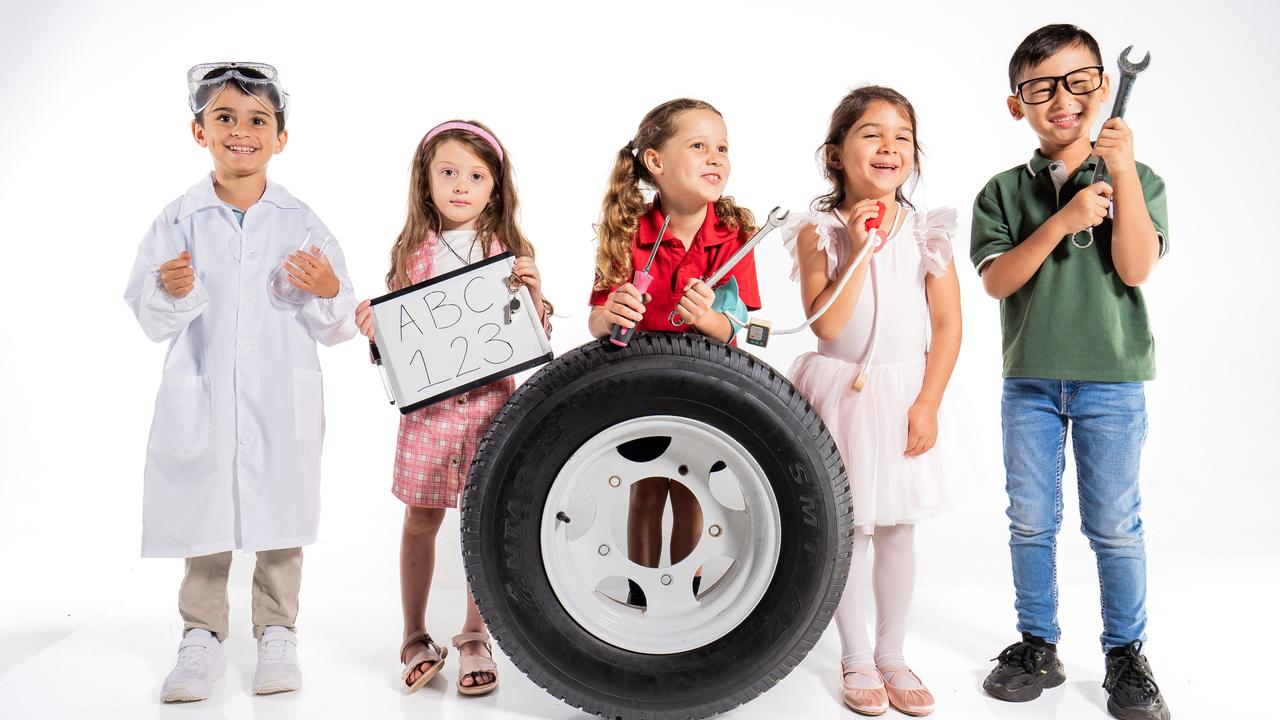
[458,653,499,675]
[400,631,446,665]
[451,632,491,650]
[453,632,497,679]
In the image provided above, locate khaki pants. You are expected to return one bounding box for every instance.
[179,548,303,641]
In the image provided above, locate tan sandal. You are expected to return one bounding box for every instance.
[451,632,498,696]
[400,631,447,694]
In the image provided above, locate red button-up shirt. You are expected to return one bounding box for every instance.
[589,202,761,333]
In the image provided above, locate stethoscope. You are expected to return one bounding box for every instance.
[766,202,907,391]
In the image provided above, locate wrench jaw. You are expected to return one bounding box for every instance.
[1117,45,1152,75]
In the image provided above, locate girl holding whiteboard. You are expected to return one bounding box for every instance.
[354,120,550,697]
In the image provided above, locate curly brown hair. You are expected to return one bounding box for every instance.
[593,98,756,291]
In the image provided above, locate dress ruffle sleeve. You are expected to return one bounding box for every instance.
[913,206,958,278]
[782,212,844,281]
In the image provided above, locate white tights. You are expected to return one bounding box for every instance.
[837,524,919,688]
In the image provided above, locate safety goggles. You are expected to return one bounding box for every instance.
[187,62,289,119]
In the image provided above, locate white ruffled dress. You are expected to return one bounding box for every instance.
[783,206,972,533]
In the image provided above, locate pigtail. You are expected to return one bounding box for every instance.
[593,146,647,291]
[712,195,757,237]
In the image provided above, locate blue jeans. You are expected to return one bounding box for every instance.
[1001,378,1149,652]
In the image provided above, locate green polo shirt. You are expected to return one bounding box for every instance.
[970,150,1168,381]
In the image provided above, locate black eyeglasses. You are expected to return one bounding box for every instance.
[1015,66,1104,105]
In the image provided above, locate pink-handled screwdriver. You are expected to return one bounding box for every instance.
[609,215,671,347]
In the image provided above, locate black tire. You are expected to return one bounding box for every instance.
[461,332,851,719]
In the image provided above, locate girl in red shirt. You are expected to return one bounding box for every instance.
[587,98,762,606]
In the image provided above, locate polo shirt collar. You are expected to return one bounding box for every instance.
[177,172,299,219]
[1025,148,1100,177]
[636,200,735,248]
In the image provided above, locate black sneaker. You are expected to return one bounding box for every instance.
[1104,642,1171,720]
[983,633,1067,702]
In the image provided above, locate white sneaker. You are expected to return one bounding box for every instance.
[159,629,225,702]
[253,626,302,695]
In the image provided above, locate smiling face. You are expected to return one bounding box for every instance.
[643,109,730,211]
[827,100,915,204]
[427,139,496,231]
[1008,42,1110,151]
[191,83,286,178]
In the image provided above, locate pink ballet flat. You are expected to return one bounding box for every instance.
[841,663,889,716]
[878,665,935,716]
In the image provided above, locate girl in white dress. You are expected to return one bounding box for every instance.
[783,86,968,717]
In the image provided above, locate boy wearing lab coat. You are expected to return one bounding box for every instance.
[124,63,357,702]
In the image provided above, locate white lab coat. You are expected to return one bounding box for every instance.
[124,174,357,558]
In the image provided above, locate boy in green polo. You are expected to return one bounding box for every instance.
[971,24,1171,720]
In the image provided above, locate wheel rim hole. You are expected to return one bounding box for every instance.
[616,435,672,462]
[693,556,735,598]
[708,459,746,512]
[593,575,641,608]
[626,477,703,568]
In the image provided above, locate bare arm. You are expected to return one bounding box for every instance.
[1095,118,1160,286]
[691,309,733,343]
[981,181,1113,299]
[797,201,881,340]
[905,263,962,457]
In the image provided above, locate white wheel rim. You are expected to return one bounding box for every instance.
[541,415,781,654]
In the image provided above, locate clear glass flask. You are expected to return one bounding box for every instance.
[268,230,333,304]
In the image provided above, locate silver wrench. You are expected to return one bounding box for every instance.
[1074,45,1151,248]
[669,206,790,327]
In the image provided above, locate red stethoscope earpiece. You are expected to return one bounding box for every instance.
[866,201,889,253]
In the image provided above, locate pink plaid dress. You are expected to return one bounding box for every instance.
[390,234,546,509]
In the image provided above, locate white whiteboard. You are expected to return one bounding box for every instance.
[370,252,552,414]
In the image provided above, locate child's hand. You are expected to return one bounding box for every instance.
[159,251,196,298]
[512,256,544,312]
[847,199,883,252]
[603,283,648,328]
[286,246,340,299]
[1093,118,1136,178]
[677,278,715,327]
[905,400,938,457]
[1057,182,1113,234]
[355,299,376,340]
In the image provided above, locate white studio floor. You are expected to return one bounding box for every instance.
[1,497,1273,720]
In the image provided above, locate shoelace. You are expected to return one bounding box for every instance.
[260,639,289,665]
[1104,647,1160,698]
[992,640,1043,674]
[175,645,208,671]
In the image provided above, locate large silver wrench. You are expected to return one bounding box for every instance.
[669,206,790,327]
[1074,45,1151,248]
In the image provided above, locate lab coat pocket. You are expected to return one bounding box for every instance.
[148,374,211,452]
[293,368,325,440]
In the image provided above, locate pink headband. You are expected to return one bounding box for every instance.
[420,121,503,161]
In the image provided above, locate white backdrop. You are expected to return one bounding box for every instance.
[1,1,1277,718]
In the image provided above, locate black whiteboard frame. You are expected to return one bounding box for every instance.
[370,252,553,415]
